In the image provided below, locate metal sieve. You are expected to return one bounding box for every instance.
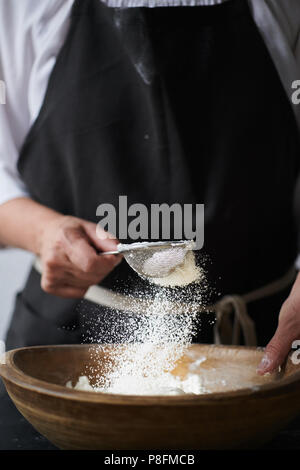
[100,240,196,278]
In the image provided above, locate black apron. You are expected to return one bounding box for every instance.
[6,0,300,349]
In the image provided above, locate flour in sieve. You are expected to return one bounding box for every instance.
[148,250,202,287]
[143,247,187,277]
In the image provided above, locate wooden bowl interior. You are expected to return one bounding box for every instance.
[11,344,300,395]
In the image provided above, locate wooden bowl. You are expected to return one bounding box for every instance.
[1,344,300,449]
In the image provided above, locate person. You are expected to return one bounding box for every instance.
[0,0,300,375]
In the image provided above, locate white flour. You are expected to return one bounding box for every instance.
[143,247,187,278]
[73,249,210,396]
[68,350,274,396]
[150,251,202,287]
[67,346,208,396]
[67,371,204,395]
[72,286,208,396]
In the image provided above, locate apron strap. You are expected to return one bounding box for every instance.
[34,258,297,346]
[214,267,297,346]
[214,295,257,346]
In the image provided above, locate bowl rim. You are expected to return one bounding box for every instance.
[1,344,300,406]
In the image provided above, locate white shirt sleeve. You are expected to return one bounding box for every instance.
[0,0,74,206]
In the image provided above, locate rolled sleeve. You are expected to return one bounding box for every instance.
[0,0,73,208]
[0,162,29,207]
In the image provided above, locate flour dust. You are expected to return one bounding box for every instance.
[75,253,213,395]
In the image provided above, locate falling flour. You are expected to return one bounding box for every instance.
[70,248,211,396]
[70,285,209,396]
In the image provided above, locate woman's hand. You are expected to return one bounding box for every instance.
[39,215,122,298]
[0,198,122,299]
[257,272,300,375]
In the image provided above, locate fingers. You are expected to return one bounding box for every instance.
[83,220,120,253]
[61,224,121,275]
[257,299,299,375]
[40,215,123,299]
[257,330,292,375]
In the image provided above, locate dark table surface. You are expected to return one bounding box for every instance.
[1,380,300,451]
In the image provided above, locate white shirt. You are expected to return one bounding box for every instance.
[0,0,300,207]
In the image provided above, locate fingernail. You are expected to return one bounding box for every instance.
[257,354,272,375]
